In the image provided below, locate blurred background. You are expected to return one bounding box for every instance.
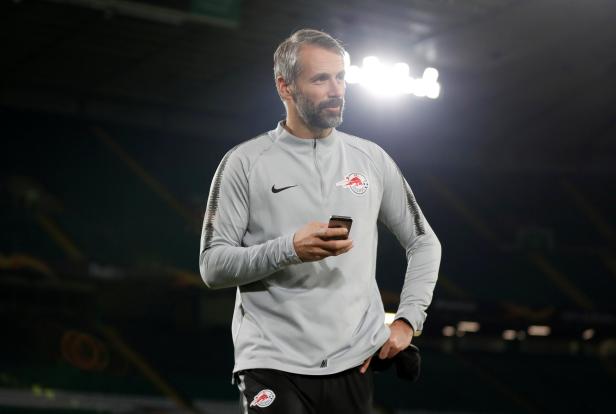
[1,0,615,413]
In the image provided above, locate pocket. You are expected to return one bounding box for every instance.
[350,302,370,337]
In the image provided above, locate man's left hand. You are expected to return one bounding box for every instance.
[359,319,414,374]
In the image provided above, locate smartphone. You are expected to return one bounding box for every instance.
[327,215,353,240]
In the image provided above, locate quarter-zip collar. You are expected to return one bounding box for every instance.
[271,121,338,154]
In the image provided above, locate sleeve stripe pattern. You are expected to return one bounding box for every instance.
[388,154,426,236]
[201,145,240,253]
[403,181,426,236]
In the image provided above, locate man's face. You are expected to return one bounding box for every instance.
[290,45,346,129]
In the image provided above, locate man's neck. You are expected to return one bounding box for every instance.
[284,117,332,139]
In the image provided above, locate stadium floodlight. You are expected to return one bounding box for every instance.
[528,325,551,336]
[442,326,455,337]
[582,329,594,340]
[425,82,441,99]
[502,330,516,341]
[412,78,427,97]
[457,321,480,333]
[423,67,439,82]
[344,54,441,99]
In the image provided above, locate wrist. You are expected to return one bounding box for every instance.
[393,318,415,335]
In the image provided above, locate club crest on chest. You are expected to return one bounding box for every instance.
[336,173,369,196]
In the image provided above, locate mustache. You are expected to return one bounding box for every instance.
[319,98,344,110]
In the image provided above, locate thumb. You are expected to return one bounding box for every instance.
[359,356,372,374]
[379,343,390,360]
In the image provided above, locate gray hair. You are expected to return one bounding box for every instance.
[273,29,346,87]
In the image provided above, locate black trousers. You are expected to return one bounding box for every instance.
[235,365,374,414]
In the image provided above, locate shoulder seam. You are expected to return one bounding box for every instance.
[239,133,277,181]
[201,132,274,252]
[231,133,276,239]
[201,145,240,252]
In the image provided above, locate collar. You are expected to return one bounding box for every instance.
[271,121,338,153]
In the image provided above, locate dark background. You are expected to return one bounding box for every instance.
[1,0,615,413]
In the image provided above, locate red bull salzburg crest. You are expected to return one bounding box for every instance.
[250,389,276,408]
[336,173,369,196]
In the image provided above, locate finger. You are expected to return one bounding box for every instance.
[314,225,332,238]
[328,227,349,238]
[310,223,338,241]
[307,247,334,261]
[387,347,402,359]
[317,227,349,240]
[379,343,391,360]
[309,242,352,259]
[334,243,353,256]
[316,239,353,252]
[359,356,372,374]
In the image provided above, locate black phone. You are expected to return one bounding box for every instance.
[327,215,353,240]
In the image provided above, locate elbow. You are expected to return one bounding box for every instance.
[416,230,442,257]
[431,233,442,283]
[200,266,225,290]
[201,272,221,290]
[430,233,443,273]
[412,231,442,273]
[433,233,442,258]
[199,250,226,289]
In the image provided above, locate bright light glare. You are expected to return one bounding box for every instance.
[343,51,351,69]
[426,82,441,99]
[362,56,380,69]
[400,77,414,95]
[344,54,441,99]
[345,65,362,84]
[393,62,410,77]
[413,79,427,97]
[423,67,439,82]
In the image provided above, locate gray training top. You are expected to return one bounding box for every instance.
[199,121,441,376]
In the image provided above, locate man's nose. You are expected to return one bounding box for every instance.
[328,78,345,97]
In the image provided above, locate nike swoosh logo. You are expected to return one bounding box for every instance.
[271,185,298,193]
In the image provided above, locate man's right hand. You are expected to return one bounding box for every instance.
[293,221,353,262]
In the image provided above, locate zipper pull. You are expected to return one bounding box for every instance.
[313,138,316,149]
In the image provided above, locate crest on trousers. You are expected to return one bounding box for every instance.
[336,172,369,196]
[250,389,276,408]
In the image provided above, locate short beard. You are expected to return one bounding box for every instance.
[291,89,344,130]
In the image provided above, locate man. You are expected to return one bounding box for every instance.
[199,29,441,414]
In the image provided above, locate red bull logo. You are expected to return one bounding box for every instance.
[250,389,276,408]
[336,173,369,196]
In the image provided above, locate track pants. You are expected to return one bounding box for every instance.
[235,365,374,414]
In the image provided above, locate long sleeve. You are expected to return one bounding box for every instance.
[199,147,301,289]
[377,151,441,334]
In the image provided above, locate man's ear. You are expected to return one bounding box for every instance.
[276,76,294,102]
